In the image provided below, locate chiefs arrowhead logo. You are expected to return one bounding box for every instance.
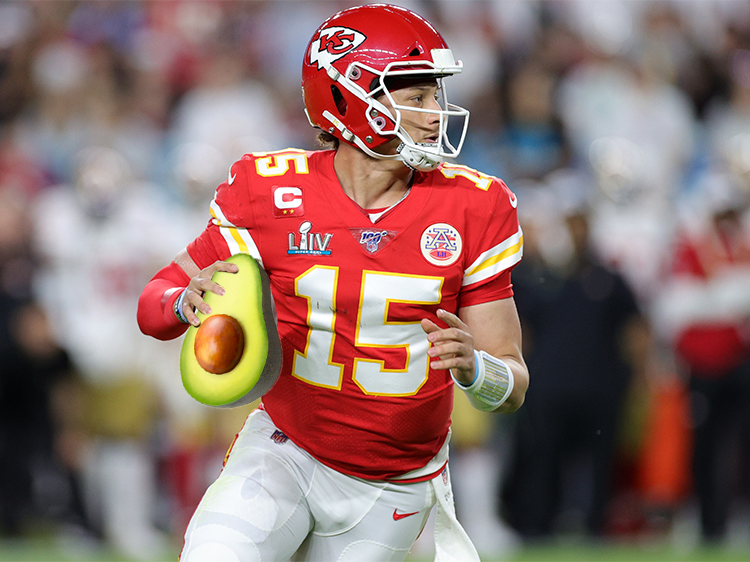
[309,26,366,70]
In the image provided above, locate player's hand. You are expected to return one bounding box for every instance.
[421,308,476,385]
[181,260,239,326]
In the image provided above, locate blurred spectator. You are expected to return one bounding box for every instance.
[502,177,649,538]
[459,54,569,182]
[168,42,292,172]
[0,300,53,533]
[0,2,35,125]
[15,37,93,183]
[556,2,698,300]
[16,36,166,184]
[654,170,750,543]
[704,45,750,172]
[498,57,569,180]
[31,147,181,558]
[0,300,91,537]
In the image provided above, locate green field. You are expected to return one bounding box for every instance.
[2,539,750,562]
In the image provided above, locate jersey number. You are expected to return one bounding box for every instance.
[293,267,443,396]
[255,149,309,177]
[440,164,493,190]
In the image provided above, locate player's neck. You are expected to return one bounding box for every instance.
[333,143,413,211]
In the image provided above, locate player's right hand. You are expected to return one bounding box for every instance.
[181,260,239,327]
[422,308,476,385]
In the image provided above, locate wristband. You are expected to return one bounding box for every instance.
[452,350,514,411]
[173,288,189,324]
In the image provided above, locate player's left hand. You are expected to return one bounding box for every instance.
[421,308,476,385]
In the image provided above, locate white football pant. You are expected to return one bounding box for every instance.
[180,409,436,562]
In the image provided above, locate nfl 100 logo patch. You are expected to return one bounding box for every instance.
[360,230,388,253]
[349,228,397,254]
[420,223,462,266]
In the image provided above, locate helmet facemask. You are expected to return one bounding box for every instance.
[315,51,470,171]
[370,67,469,171]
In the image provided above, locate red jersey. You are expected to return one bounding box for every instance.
[186,148,522,479]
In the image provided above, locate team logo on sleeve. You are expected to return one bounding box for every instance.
[273,186,305,218]
[309,27,366,70]
[420,223,462,266]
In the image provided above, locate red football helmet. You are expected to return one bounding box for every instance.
[302,4,469,171]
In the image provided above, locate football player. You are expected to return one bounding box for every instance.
[137,4,529,561]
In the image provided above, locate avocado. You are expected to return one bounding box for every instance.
[180,253,281,407]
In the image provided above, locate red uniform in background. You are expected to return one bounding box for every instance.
[670,225,750,376]
[657,198,750,541]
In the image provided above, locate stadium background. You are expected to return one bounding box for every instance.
[1,0,750,560]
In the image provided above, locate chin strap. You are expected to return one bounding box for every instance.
[321,110,442,172]
[396,142,441,171]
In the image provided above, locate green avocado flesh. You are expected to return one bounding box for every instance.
[180,254,269,407]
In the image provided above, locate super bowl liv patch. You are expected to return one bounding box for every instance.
[288,221,333,255]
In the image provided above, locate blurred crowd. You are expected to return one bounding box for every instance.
[0,0,749,560]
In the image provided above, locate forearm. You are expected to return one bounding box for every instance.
[137,261,192,340]
[491,354,528,413]
[456,298,529,414]
[453,350,528,414]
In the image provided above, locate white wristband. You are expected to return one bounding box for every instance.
[452,350,514,411]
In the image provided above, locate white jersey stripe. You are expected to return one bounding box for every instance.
[210,198,264,266]
[210,198,236,227]
[462,227,523,287]
[215,226,262,266]
[233,227,263,264]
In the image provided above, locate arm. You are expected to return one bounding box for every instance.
[421,298,529,413]
[137,248,238,339]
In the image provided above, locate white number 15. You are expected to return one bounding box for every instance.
[293,266,443,396]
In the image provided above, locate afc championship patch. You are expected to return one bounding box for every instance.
[420,223,462,266]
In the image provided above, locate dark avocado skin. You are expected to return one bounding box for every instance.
[180,253,281,407]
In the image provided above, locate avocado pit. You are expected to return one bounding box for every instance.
[194,314,245,374]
